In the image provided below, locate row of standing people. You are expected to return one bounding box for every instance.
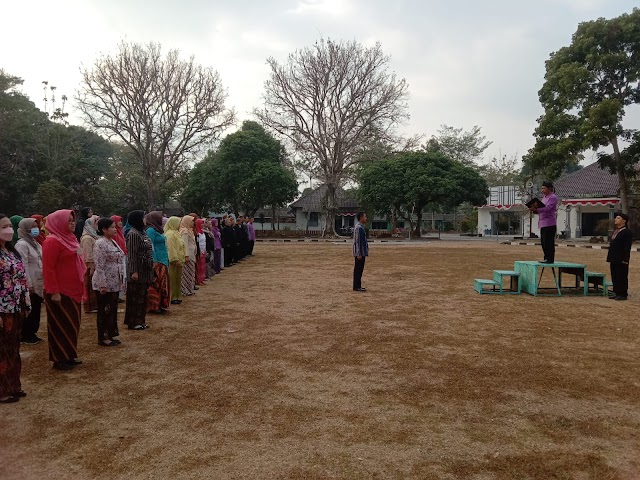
[0,209,256,403]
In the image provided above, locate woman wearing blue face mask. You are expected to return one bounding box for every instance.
[15,218,45,345]
[0,213,31,403]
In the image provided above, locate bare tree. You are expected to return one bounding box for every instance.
[77,41,236,208]
[255,38,409,236]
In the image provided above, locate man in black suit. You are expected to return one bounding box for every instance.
[607,213,633,301]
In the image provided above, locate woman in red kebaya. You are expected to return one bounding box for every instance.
[42,210,86,371]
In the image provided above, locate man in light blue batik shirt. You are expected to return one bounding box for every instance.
[352,212,368,292]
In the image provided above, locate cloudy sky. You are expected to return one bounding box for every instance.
[1,0,638,166]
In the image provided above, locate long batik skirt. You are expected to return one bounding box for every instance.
[181,259,196,296]
[147,263,170,312]
[197,253,207,284]
[124,282,149,327]
[205,252,215,278]
[45,293,81,364]
[213,249,221,274]
[0,312,22,397]
[83,269,98,313]
[169,263,183,301]
[96,291,119,342]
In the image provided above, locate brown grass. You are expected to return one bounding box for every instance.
[1,242,639,480]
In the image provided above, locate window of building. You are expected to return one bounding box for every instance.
[371,220,388,230]
[308,212,319,227]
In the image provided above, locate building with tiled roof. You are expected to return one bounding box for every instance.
[478,162,622,239]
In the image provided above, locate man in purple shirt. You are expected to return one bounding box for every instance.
[530,181,559,264]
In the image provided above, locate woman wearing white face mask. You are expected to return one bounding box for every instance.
[0,213,32,403]
[14,218,44,345]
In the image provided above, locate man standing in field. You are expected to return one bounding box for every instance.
[353,212,368,292]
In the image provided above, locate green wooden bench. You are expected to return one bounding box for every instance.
[493,270,521,294]
[583,271,607,296]
[474,278,499,294]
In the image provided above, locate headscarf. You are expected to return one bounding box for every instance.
[82,216,99,239]
[110,215,127,254]
[162,216,169,228]
[145,211,164,234]
[127,210,146,233]
[211,218,221,249]
[17,217,40,251]
[10,215,23,243]
[164,216,181,234]
[164,216,185,265]
[74,207,92,240]
[31,214,47,245]
[195,218,204,235]
[179,215,195,238]
[45,209,86,281]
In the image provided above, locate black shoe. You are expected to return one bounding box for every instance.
[53,362,74,371]
[170,300,180,305]
[11,390,26,398]
[67,359,83,365]
[21,338,40,345]
[614,296,628,301]
[0,396,19,403]
[539,260,552,264]
[128,325,145,330]
[353,287,367,292]
[109,339,121,345]
[98,340,118,347]
[609,295,618,300]
[141,324,150,329]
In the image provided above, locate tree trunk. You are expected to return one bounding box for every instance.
[271,205,276,231]
[611,138,629,214]
[413,209,423,238]
[323,182,337,237]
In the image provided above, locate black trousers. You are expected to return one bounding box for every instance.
[21,292,42,341]
[353,257,366,290]
[610,262,629,298]
[540,226,557,263]
[97,291,120,341]
[249,240,255,255]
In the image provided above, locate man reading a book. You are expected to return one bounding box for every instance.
[529,181,558,264]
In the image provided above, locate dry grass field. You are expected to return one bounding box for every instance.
[1,242,639,480]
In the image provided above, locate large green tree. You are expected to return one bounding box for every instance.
[0,70,114,215]
[358,151,488,237]
[424,125,492,167]
[526,8,640,213]
[181,121,297,216]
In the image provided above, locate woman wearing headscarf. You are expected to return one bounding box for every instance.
[211,218,222,274]
[124,211,154,330]
[145,211,170,314]
[195,218,207,285]
[10,215,23,244]
[80,216,99,314]
[0,213,31,403]
[164,217,186,305]
[110,215,127,302]
[93,217,125,346]
[30,215,47,245]
[74,207,92,241]
[42,209,86,371]
[14,218,44,345]
[179,216,197,296]
[203,219,216,278]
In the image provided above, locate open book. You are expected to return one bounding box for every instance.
[525,198,545,209]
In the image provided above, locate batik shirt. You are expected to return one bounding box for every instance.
[0,249,32,313]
